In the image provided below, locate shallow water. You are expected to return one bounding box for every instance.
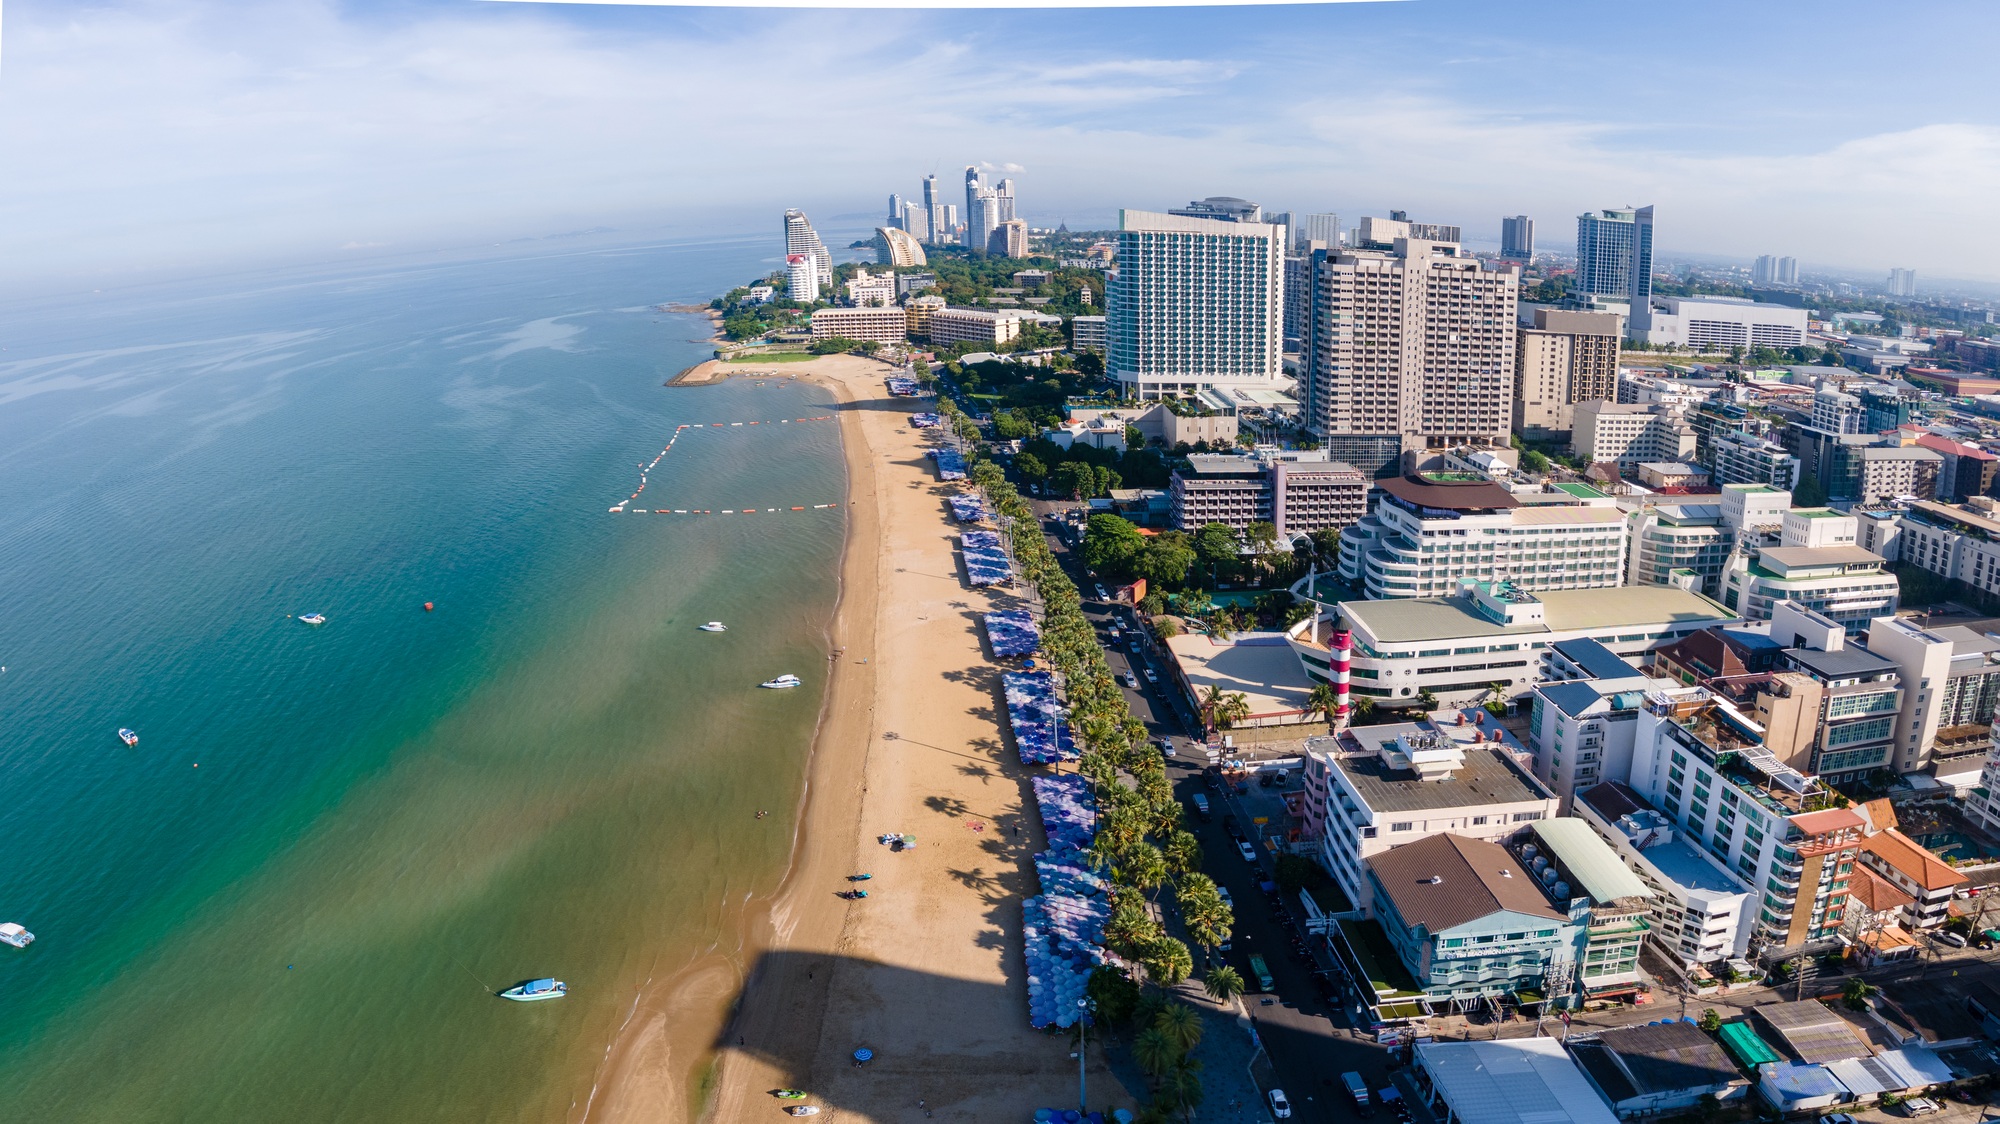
[0,238,844,1121]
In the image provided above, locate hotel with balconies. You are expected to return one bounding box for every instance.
[1335,474,1628,600]
[1625,685,1866,955]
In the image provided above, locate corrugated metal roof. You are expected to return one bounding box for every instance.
[1718,1022,1783,1067]
[1531,819,1651,904]
[1414,1039,1621,1124]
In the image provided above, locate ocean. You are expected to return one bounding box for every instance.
[0,237,846,1121]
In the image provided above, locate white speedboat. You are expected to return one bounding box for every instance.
[760,674,801,689]
[500,978,567,1001]
[699,622,727,632]
[0,923,33,949]
[298,613,326,626]
[117,728,139,747]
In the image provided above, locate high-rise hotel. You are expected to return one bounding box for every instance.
[1105,208,1285,400]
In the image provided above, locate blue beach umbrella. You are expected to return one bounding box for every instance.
[852,1047,873,1062]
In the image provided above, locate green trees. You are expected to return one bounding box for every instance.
[1083,514,1144,577]
[1697,1008,1722,1032]
[1520,448,1550,474]
[1014,452,1048,485]
[1192,523,1240,578]
[1132,532,1197,589]
[1305,682,1341,728]
[1842,978,1879,1011]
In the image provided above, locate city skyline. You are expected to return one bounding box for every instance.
[4,0,2000,290]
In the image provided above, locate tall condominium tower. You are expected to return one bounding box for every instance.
[1752,255,1799,287]
[1292,212,1340,251]
[964,167,985,246]
[972,192,1004,255]
[1888,268,1918,297]
[1574,206,1654,324]
[1500,215,1534,259]
[783,209,832,290]
[1106,209,1284,399]
[786,253,820,304]
[1297,237,1520,470]
[995,178,1016,223]
[988,220,1028,259]
[922,174,946,245]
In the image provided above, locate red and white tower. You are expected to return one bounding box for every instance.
[1329,627,1353,730]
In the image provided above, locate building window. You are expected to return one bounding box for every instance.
[1512,812,1543,823]
[1472,816,1489,825]
[1391,822,1413,832]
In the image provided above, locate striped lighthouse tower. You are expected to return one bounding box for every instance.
[1329,628,1353,731]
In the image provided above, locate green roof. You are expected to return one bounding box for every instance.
[1719,1021,1783,1067]
[1552,482,1608,499]
[1337,919,1423,999]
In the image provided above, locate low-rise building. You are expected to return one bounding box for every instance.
[1636,462,1709,490]
[1570,1021,1750,1117]
[1636,295,1809,351]
[1300,722,1559,916]
[1915,433,2000,501]
[1626,502,1731,594]
[1857,445,1942,504]
[928,307,1025,347]
[902,293,946,338]
[1859,828,1967,930]
[1517,818,1653,1002]
[1287,581,1741,709]
[844,268,899,306]
[1712,430,1803,491]
[1525,640,1666,799]
[808,305,909,344]
[1896,498,2000,604]
[1335,474,1629,600]
[1719,545,1898,633]
[1863,615,2000,781]
[1413,1039,1622,1124]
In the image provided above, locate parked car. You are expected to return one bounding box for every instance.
[1190,793,1212,822]
[1817,1114,1859,1124]
[1093,584,1109,601]
[1940,931,1969,948]
[1157,737,1176,757]
[1122,672,1139,689]
[1143,668,1157,684]
[1238,840,1259,863]
[1267,1089,1292,1119]
[1902,1098,1943,1117]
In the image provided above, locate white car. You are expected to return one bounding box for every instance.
[1238,840,1259,863]
[1267,1089,1292,1119]
[1093,584,1109,600]
[1122,672,1140,689]
[1143,668,1157,684]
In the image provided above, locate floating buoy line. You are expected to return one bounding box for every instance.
[608,414,842,516]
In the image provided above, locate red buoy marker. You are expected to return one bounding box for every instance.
[423,602,434,612]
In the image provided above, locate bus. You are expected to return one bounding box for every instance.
[1247,953,1273,992]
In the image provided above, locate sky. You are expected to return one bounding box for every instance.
[5,0,2000,291]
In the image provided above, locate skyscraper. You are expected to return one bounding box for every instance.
[964,166,986,247]
[988,220,1027,259]
[1292,212,1340,250]
[783,209,832,290]
[1778,257,1799,285]
[1501,215,1535,259]
[1574,205,1654,325]
[1888,268,1918,297]
[786,253,820,304]
[972,192,1003,255]
[995,178,1016,223]
[875,227,927,268]
[1298,237,1520,463]
[922,174,946,246]
[1107,208,1284,399]
[1752,254,1798,287]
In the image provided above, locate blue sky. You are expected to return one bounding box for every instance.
[5,0,1998,288]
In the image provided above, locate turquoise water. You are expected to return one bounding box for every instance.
[0,239,844,1120]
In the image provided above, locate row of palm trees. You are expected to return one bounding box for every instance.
[959,445,1237,1122]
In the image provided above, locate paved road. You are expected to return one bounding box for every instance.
[1031,504,1389,1123]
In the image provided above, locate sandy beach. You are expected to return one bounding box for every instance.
[587,353,1132,1123]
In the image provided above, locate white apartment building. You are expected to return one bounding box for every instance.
[843,269,898,307]
[928,307,1026,347]
[1782,508,1858,549]
[1720,483,1792,539]
[872,227,927,268]
[1636,296,1808,351]
[1576,782,1755,966]
[786,253,820,304]
[1626,503,1733,594]
[1286,580,1741,709]
[1071,315,1106,352]
[1299,722,1560,915]
[1336,475,1628,600]
[1526,638,1667,799]
[1719,545,1898,633]
[1168,451,1368,537]
[1106,209,1284,399]
[809,306,908,345]
[1712,431,1802,491]
[1857,445,1942,504]
[783,208,833,290]
[1573,401,1697,472]
[1898,498,2000,600]
[1864,615,2000,781]
[1297,238,1520,456]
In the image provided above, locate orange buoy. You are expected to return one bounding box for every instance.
[423,602,434,612]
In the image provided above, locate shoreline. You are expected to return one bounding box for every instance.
[589,350,1123,1122]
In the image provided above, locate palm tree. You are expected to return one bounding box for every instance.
[1305,681,1341,728]
[1162,831,1202,879]
[1154,1002,1204,1055]
[1132,1026,1179,1080]
[1120,843,1170,901]
[1161,1056,1205,1118]
[1202,966,1245,1005]
[1144,936,1194,989]
[1213,691,1251,730]
[1198,683,1226,736]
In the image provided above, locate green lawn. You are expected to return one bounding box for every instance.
[724,351,818,363]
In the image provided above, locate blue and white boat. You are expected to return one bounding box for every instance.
[0,923,33,949]
[759,674,801,689]
[699,622,727,633]
[117,728,139,747]
[500,978,567,1002]
[298,613,326,626]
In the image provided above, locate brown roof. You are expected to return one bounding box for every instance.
[1850,865,1916,914]
[1789,808,1866,836]
[1580,781,1650,822]
[1366,833,1561,933]
[1377,475,1519,513]
[1865,828,1968,891]
[1860,797,1899,833]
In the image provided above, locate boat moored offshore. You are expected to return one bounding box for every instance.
[117,728,139,747]
[298,613,326,626]
[500,978,567,1001]
[759,674,801,689]
[0,923,34,949]
[699,622,727,632]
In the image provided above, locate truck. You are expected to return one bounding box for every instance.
[1341,1072,1371,1111]
[1248,953,1274,992]
[1190,793,1211,821]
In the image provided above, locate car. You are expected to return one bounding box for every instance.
[1217,886,1235,909]
[1093,584,1109,600]
[1122,672,1139,689]
[1267,1089,1292,1119]
[1238,840,1259,863]
[1258,772,1275,787]
[1127,638,1141,652]
[1143,668,1157,684]
[1902,1098,1943,1117]
[1939,930,1969,948]
[1818,1115,1859,1124]
[1157,737,1176,757]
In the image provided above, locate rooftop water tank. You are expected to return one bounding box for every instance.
[1522,843,1539,861]
[1539,865,1559,884]
[1553,881,1572,900]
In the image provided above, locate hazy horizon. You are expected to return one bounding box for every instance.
[5,0,1998,291]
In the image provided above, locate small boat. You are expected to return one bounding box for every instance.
[848,873,872,882]
[298,613,326,626]
[775,1090,808,1100]
[786,1108,821,1117]
[117,728,139,747]
[759,674,801,689]
[0,923,33,949]
[699,622,727,632]
[500,978,568,1002]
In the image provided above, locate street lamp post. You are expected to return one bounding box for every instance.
[1077,998,1093,1115]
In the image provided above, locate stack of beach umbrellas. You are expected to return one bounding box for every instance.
[1003,672,1075,764]
[1022,893,1107,1029]
[984,609,1040,659]
[909,412,941,429]
[960,531,1014,586]
[929,448,967,481]
[885,376,921,396]
[948,493,987,522]
[1030,775,1095,852]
